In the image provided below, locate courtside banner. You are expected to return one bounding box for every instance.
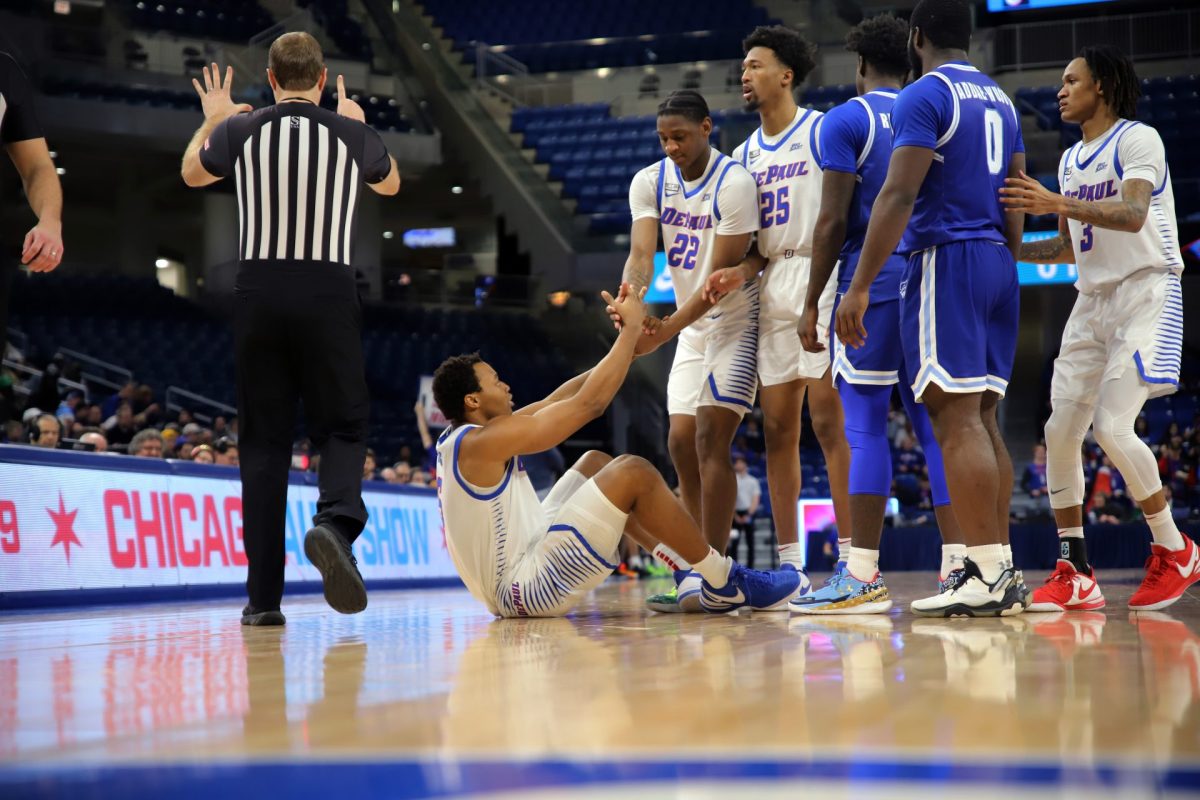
[0,445,456,600]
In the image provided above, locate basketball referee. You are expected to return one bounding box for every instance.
[181,33,400,626]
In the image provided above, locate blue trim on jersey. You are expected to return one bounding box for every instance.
[676,152,726,199]
[1133,351,1179,385]
[1110,122,1170,197]
[706,373,754,409]
[655,158,666,213]
[1074,120,1132,171]
[711,161,738,222]
[451,426,513,501]
[809,114,821,163]
[755,108,813,153]
[548,524,618,570]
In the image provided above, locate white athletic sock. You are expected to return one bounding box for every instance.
[652,543,690,572]
[1002,544,1014,569]
[1058,526,1084,539]
[940,543,966,579]
[778,542,805,570]
[693,547,733,588]
[847,547,879,582]
[1145,506,1185,551]
[967,544,1007,584]
[837,537,851,563]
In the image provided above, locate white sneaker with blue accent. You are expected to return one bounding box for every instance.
[699,563,802,613]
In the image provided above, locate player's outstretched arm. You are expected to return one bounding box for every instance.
[1019,213,1076,265]
[1000,170,1151,234]
[514,369,593,417]
[802,168,856,352]
[465,287,646,463]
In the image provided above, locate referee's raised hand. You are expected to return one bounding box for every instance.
[335,75,366,123]
[192,63,252,123]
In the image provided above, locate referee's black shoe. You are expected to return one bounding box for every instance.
[304,523,368,614]
[241,605,286,626]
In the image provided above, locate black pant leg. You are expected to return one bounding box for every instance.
[298,289,370,542]
[234,288,300,610]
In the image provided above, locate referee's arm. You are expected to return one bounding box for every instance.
[336,75,401,197]
[181,64,251,187]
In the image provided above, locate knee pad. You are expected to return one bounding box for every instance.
[1044,402,1092,509]
[839,381,892,496]
[1092,404,1162,502]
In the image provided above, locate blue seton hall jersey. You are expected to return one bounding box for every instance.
[819,89,905,300]
[891,61,1024,253]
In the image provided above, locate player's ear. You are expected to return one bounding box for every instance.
[857,55,866,80]
[701,117,712,138]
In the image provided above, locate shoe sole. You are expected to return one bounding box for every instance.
[1027,598,1106,612]
[1129,573,1200,611]
[792,599,893,615]
[304,526,368,614]
[910,600,1025,618]
[241,610,286,626]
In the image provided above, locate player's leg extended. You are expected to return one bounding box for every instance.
[668,413,702,524]
[760,379,804,553]
[805,371,852,547]
[695,404,743,553]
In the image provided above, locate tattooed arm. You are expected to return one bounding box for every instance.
[1000,170,1152,234]
[1018,213,1076,265]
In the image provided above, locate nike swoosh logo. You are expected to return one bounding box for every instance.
[1050,488,1068,495]
[705,585,745,604]
[1176,544,1200,579]
[709,313,724,320]
[1074,581,1098,602]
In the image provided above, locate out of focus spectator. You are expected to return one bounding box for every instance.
[213,415,229,437]
[364,448,378,480]
[414,400,437,471]
[396,444,414,467]
[191,444,216,464]
[894,435,925,476]
[1022,443,1048,498]
[730,456,761,567]
[379,467,397,482]
[55,389,83,423]
[78,429,107,453]
[215,437,239,466]
[29,413,60,448]
[391,461,412,484]
[103,403,139,447]
[524,446,565,498]
[3,419,23,442]
[129,428,164,458]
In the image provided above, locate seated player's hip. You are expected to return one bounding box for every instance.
[667,304,759,417]
[832,294,902,388]
[1051,268,1183,405]
[898,240,1019,403]
[494,478,628,618]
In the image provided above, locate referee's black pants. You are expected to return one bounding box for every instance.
[234,261,370,611]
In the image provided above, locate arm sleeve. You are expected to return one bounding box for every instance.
[0,54,42,144]
[361,126,393,184]
[1117,124,1166,187]
[819,102,867,174]
[198,118,234,178]
[891,78,950,151]
[714,169,760,236]
[629,166,660,221]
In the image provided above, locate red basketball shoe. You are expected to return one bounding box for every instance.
[1129,535,1200,612]
[1028,560,1106,612]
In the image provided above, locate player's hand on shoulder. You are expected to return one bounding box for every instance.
[336,75,366,123]
[192,63,253,123]
[703,266,745,304]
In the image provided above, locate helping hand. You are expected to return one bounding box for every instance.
[601,282,648,335]
[999,170,1062,216]
[192,63,252,123]
[703,266,745,304]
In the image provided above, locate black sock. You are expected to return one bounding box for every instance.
[1059,536,1091,575]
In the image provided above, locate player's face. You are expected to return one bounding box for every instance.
[657,115,711,170]
[472,362,514,419]
[1058,57,1101,125]
[741,46,790,112]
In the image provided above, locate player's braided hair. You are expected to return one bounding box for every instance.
[910,0,971,53]
[433,352,483,426]
[657,90,710,123]
[1079,44,1140,120]
[845,13,909,79]
[742,25,817,85]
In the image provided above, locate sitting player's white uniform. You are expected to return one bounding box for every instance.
[436,425,629,618]
[733,107,836,385]
[629,147,760,416]
[1052,119,1183,404]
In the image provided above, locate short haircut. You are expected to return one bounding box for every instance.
[657,90,710,124]
[845,13,910,79]
[1079,44,1140,120]
[130,428,163,454]
[910,0,972,53]
[268,32,325,91]
[432,353,483,426]
[742,25,818,85]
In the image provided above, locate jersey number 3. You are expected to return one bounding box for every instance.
[1080,223,1094,252]
[667,232,700,270]
[984,108,1004,176]
[759,186,790,229]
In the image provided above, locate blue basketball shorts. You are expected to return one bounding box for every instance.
[832,295,902,386]
[899,240,1019,402]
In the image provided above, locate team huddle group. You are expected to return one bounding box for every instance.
[431,0,1195,620]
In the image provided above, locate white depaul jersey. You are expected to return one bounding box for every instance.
[630,147,759,326]
[1059,119,1181,294]
[435,424,546,616]
[732,107,825,260]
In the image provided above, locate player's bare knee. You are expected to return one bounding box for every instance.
[763,413,799,447]
[611,454,659,487]
[572,450,612,477]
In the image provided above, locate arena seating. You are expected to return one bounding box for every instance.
[298,0,373,61]
[117,0,274,42]
[420,0,774,73]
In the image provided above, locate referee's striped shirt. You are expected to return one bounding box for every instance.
[199,102,392,265]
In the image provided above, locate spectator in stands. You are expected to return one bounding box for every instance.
[103,402,139,447]
[731,457,761,567]
[191,444,216,464]
[415,399,437,470]
[1022,443,1049,499]
[1135,416,1152,447]
[396,444,415,467]
[3,419,23,443]
[894,434,925,478]
[411,467,431,486]
[177,408,195,427]
[0,373,18,425]
[0,50,65,363]
[363,448,378,480]
[213,415,229,437]
[523,446,565,499]
[129,429,164,458]
[379,466,397,482]
[131,384,161,427]
[1159,442,1194,500]
[78,429,107,453]
[28,413,60,449]
[100,381,135,420]
[215,437,239,466]
[1087,491,1127,525]
[55,390,83,424]
[390,461,412,484]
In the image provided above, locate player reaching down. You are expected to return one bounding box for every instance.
[1000,45,1194,612]
[432,285,801,618]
